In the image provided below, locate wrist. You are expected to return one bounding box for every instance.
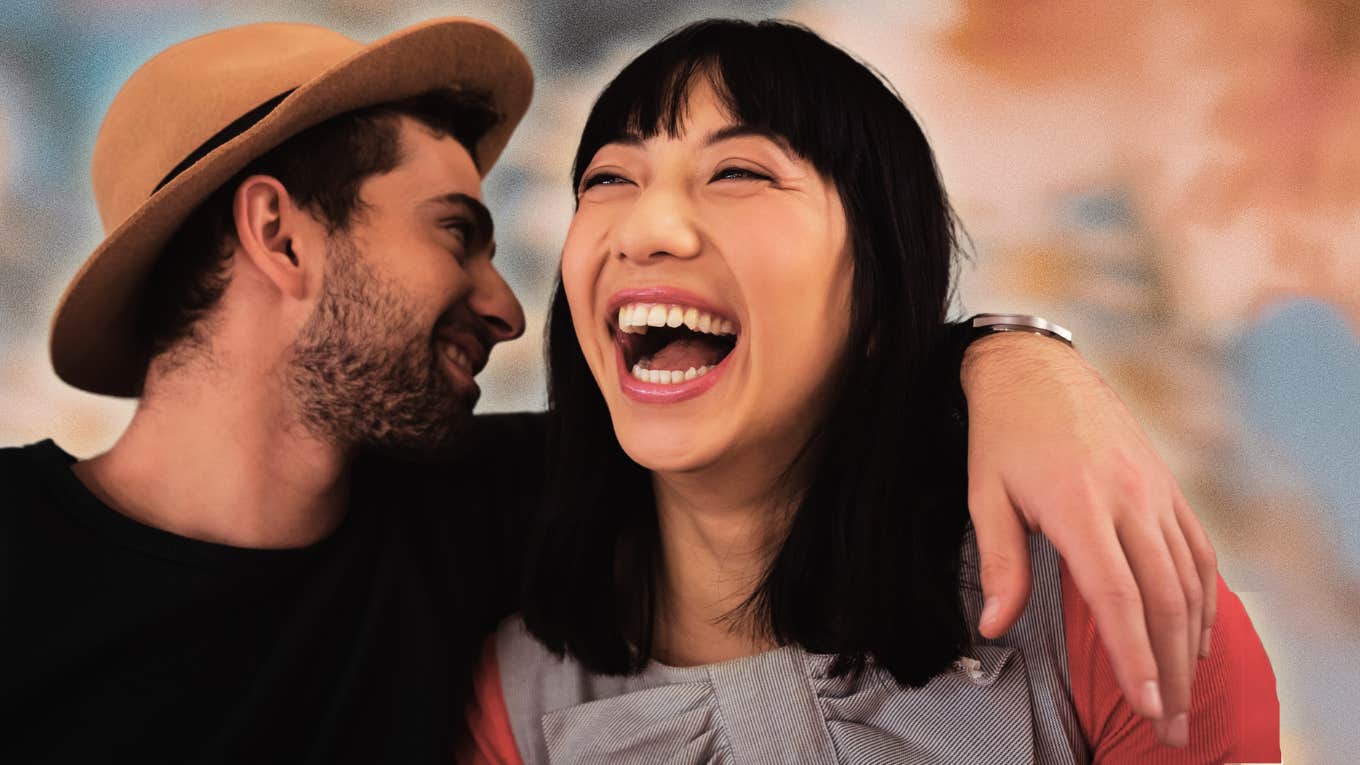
[960,327,1086,396]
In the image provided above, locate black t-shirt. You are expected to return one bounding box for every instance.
[0,413,545,764]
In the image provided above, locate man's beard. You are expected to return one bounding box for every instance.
[288,236,468,458]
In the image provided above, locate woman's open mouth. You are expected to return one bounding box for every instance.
[609,298,739,403]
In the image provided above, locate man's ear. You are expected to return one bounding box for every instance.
[231,175,318,300]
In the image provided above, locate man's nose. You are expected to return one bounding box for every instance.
[467,258,525,343]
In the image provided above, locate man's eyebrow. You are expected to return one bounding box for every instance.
[421,192,495,252]
[701,125,796,159]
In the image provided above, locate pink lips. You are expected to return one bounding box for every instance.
[607,286,738,404]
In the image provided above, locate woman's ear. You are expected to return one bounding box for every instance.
[231,175,318,300]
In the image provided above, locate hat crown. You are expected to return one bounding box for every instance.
[91,23,361,234]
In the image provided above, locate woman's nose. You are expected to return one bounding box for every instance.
[611,184,701,264]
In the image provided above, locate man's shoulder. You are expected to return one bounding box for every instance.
[443,410,549,481]
[350,411,549,509]
[0,438,55,458]
[465,411,548,452]
[0,439,67,487]
[0,440,74,540]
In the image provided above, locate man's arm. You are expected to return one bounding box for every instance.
[946,323,1217,748]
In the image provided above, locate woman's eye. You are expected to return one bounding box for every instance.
[580,172,630,192]
[711,166,770,182]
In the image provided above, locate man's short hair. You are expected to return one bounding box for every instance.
[136,88,499,366]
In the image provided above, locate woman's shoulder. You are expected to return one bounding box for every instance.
[492,615,641,720]
[1058,562,1281,763]
[956,528,1076,687]
[961,528,1281,761]
[955,529,1091,756]
[477,616,668,765]
[463,617,577,765]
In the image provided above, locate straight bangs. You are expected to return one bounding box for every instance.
[572,19,869,194]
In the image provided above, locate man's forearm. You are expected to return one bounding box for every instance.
[962,331,1087,386]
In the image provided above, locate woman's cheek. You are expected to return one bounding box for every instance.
[559,243,605,377]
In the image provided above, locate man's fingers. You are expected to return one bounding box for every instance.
[1116,516,1192,747]
[1049,517,1164,721]
[1173,487,1218,657]
[1162,513,1204,691]
[967,475,1032,638]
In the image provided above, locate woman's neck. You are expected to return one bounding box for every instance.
[649,469,791,666]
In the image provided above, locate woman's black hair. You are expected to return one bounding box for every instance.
[522,18,972,687]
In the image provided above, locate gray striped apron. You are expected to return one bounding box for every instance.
[496,531,1088,764]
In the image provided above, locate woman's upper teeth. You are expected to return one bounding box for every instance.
[616,302,736,335]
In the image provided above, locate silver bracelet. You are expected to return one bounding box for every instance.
[968,313,1075,348]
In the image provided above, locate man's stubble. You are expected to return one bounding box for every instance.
[289,235,469,458]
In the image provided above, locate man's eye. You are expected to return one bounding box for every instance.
[443,220,472,243]
[580,172,630,192]
[711,166,770,182]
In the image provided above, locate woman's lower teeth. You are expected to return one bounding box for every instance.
[631,364,711,385]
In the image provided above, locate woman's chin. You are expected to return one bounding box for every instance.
[614,427,724,476]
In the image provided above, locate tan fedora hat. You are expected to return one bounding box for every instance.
[50,18,533,397]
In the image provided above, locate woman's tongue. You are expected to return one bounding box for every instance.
[643,337,724,372]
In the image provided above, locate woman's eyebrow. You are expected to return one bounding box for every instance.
[701,124,796,159]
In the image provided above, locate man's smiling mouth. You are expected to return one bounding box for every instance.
[440,342,474,374]
[435,326,488,385]
[612,301,738,385]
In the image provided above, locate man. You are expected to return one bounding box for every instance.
[1,18,1218,762]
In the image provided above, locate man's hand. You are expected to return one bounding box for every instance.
[961,332,1217,749]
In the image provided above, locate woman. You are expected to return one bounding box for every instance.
[465,19,1278,764]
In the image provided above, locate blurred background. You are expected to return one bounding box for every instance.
[1,0,1355,760]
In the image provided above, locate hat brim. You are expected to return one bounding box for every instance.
[50,17,533,397]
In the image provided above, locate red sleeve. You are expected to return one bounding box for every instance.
[1060,561,1281,764]
[456,637,525,765]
